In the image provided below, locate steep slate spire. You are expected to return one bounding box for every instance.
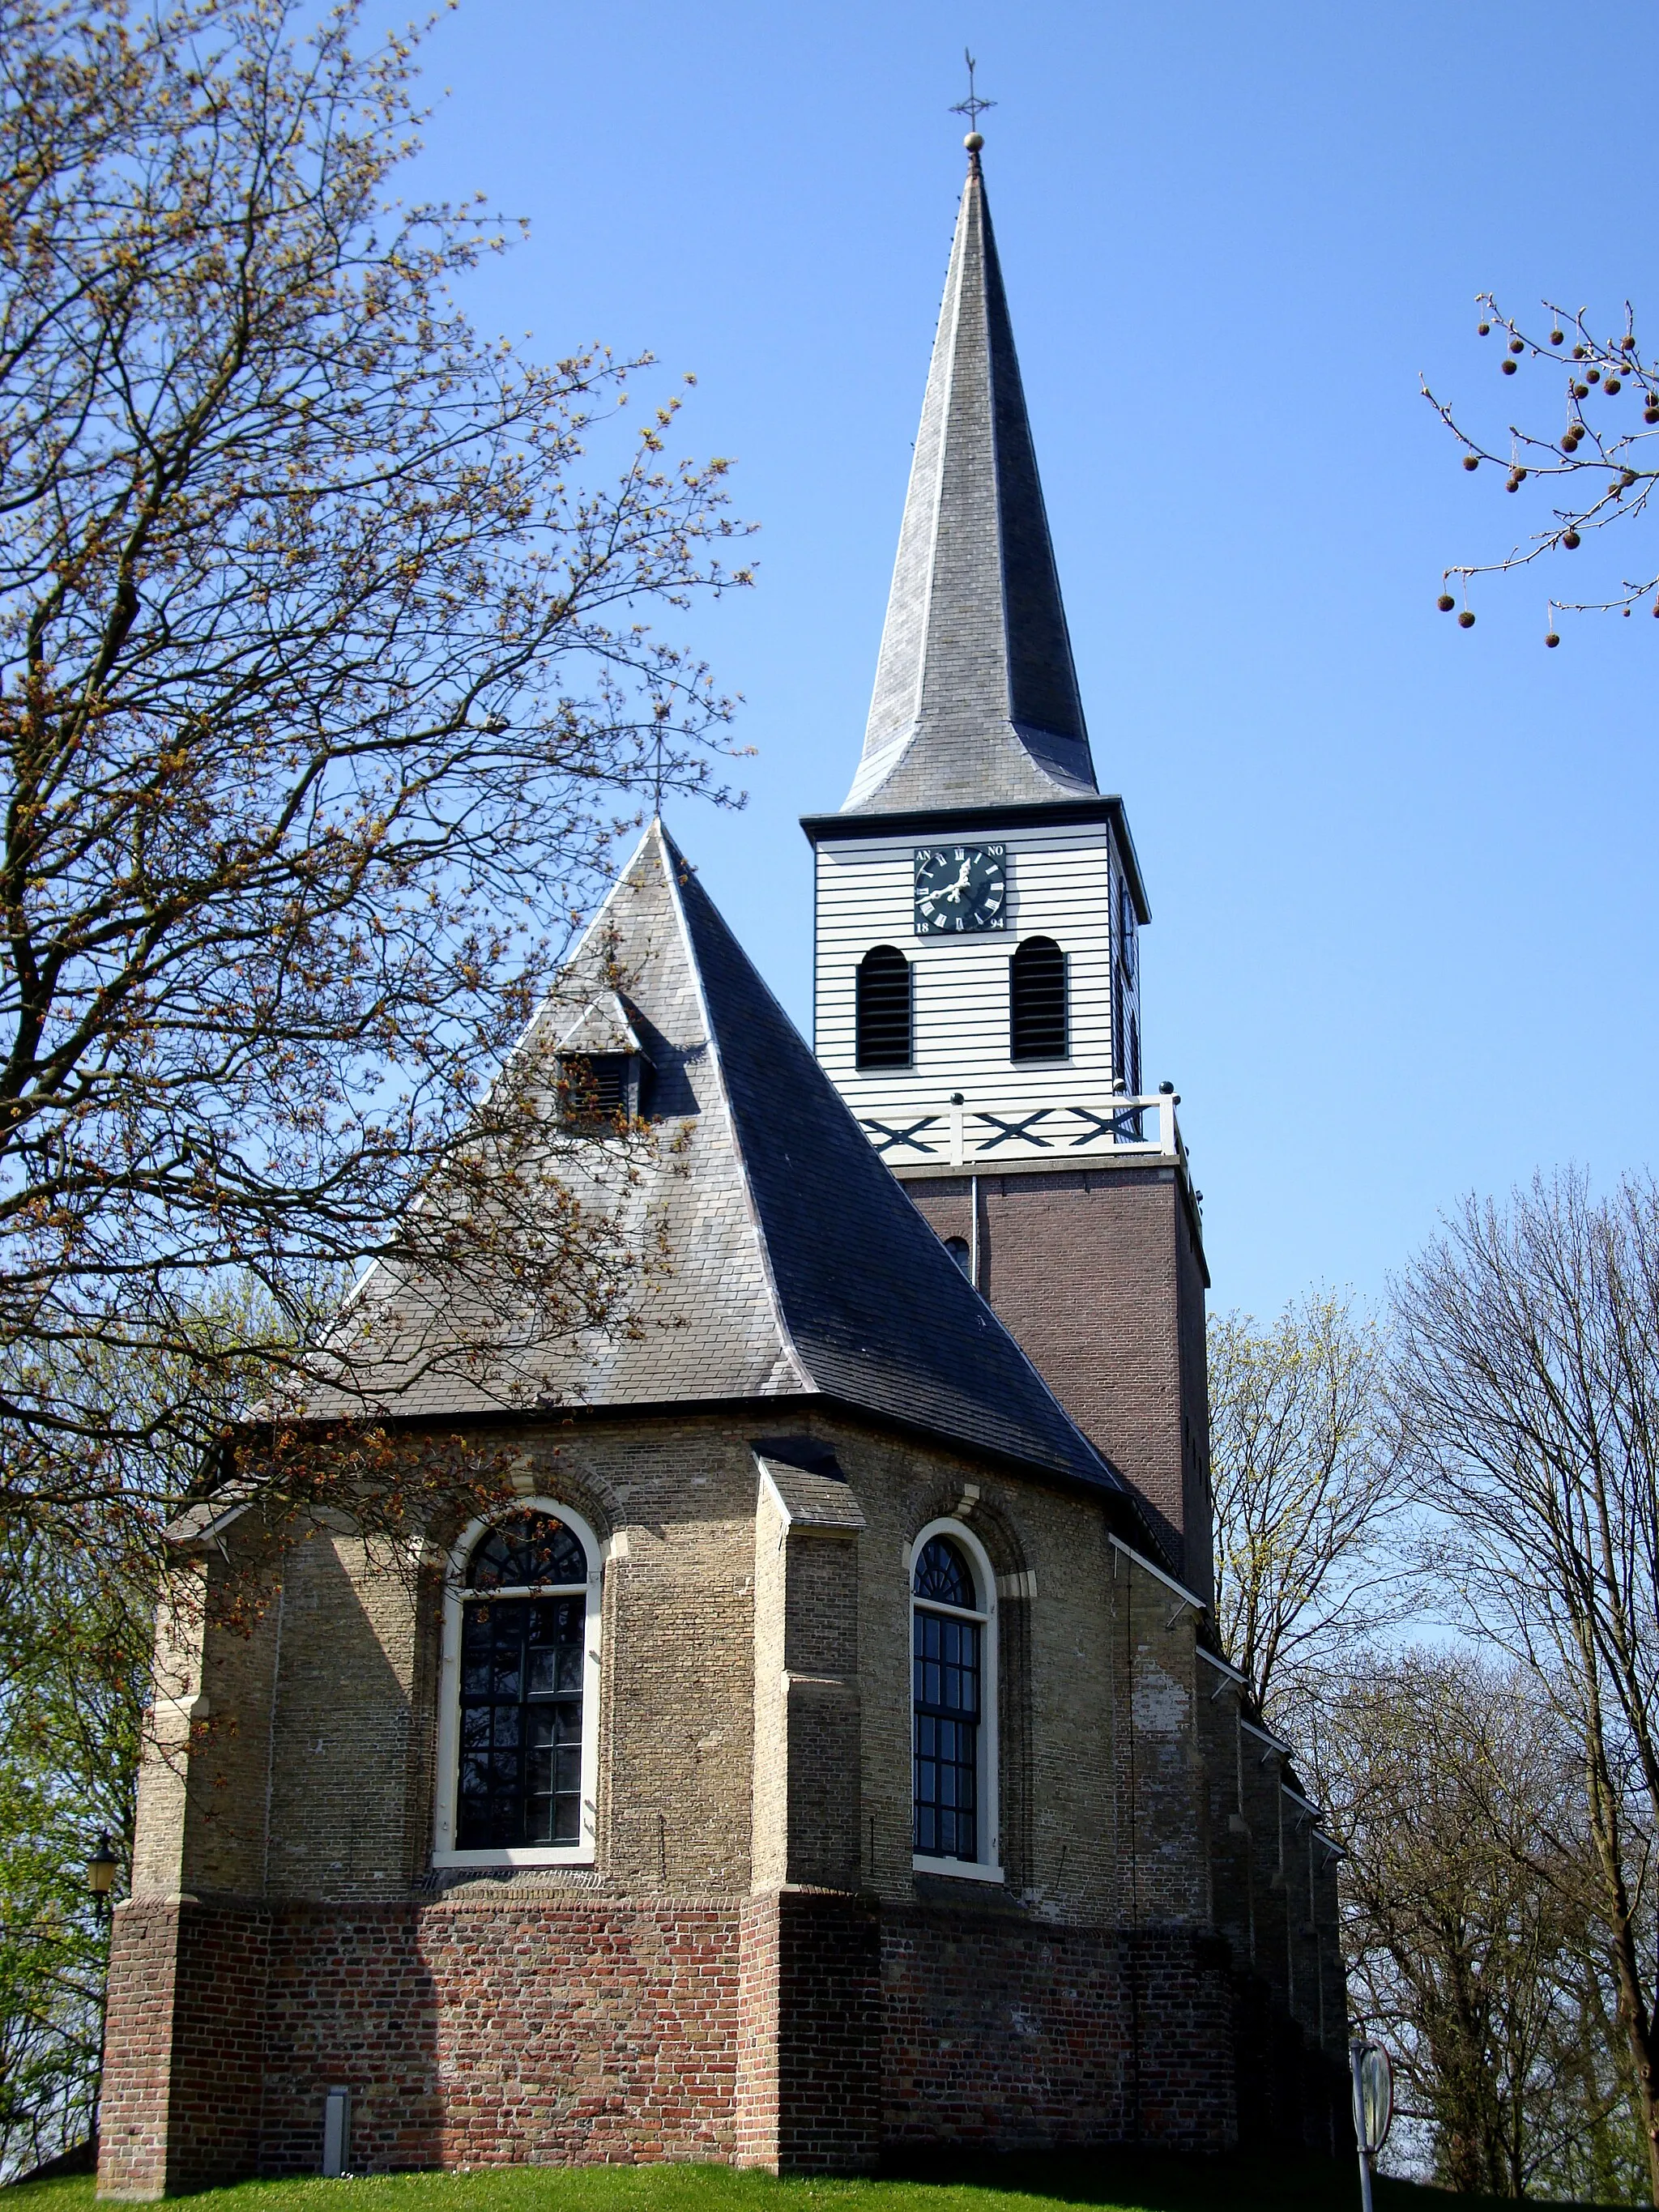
[844,145,1098,813]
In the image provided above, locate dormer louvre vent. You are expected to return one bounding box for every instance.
[556,1051,633,1126]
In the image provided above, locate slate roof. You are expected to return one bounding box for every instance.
[845,149,1099,815]
[325,821,1138,1508]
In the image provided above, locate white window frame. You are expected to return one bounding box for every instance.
[908,1515,1002,1883]
[433,1498,603,1869]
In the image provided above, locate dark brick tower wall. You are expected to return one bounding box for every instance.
[902,1161,1213,1600]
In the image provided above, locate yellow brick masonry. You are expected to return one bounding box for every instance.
[101,1407,1346,2195]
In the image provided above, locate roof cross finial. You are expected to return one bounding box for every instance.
[949,49,994,151]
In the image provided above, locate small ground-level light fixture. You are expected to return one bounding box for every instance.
[1350,2039,1394,2212]
[87,1833,118,1916]
[322,2086,352,2178]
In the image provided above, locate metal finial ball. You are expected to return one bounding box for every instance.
[964,131,984,152]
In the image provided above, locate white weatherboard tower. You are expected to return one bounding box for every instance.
[803,135,1212,1591]
[806,136,1165,1177]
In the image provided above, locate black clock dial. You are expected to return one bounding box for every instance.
[913,844,1008,934]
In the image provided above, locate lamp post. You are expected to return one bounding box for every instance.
[86,1834,119,2161]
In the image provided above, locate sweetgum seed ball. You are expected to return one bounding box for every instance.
[1550,330,1566,344]
[1546,631,1561,646]
[1574,343,1588,357]
[1458,610,1476,627]
[1437,593,1456,611]
[1509,337,1525,353]
[1478,322,1491,335]
[1607,377,1623,393]
[1645,407,1659,424]
[1463,454,1479,470]
[1564,530,1582,548]
[1502,359,1517,374]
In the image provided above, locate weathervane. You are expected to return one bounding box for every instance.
[950,49,995,139]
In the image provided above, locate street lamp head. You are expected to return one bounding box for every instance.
[87,1832,118,1910]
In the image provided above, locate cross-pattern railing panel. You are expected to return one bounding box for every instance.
[858,1093,1184,1173]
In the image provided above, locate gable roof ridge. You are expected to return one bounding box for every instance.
[513,837,650,1063]
[322,854,657,1343]
[653,820,815,1399]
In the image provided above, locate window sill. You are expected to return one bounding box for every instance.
[432,1847,595,1869]
[913,1855,1004,1885]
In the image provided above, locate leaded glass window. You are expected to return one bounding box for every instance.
[912,1534,983,1863]
[457,1512,588,1851]
[467,1511,586,1592]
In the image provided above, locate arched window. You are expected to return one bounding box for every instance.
[855,945,912,1068]
[943,1235,971,1276]
[911,1519,999,1878]
[1009,936,1067,1061]
[434,1503,602,1867]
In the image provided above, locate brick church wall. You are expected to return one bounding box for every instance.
[262,1897,742,2172]
[735,1891,881,2172]
[881,1907,1235,2152]
[100,1900,270,2199]
[903,1166,1210,1595]
[100,1408,1347,2194]
[103,1894,744,2194]
[102,1888,1346,2192]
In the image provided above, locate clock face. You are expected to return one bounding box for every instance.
[914,843,1008,935]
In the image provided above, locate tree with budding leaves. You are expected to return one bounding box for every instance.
[1427,293,1659,642]
[0,0,754,1568]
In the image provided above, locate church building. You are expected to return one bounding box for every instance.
[97,139,1347,2199]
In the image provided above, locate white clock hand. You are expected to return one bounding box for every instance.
[942,862,972,901]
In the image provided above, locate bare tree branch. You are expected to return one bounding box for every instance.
[0,0,757,1547]
[1428,293,1659,637]
[1209,1290,1407,1726]
[1393,1170,1659,2201]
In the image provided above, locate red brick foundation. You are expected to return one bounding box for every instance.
[735,1890,881,2172]
[99,1900,270,2200]
[97,1893,1339,2193]
[881,1909,1236,2152]
[99,1898,740,2197]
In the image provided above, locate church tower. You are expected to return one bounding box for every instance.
[805,138,1213,1594]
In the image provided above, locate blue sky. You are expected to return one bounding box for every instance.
[407,0,1659,1324]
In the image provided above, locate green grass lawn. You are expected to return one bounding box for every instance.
[4,2155,1634,2212]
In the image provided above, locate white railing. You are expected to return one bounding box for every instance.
[858,1091,1187,1174]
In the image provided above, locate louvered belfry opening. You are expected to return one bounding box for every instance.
[1010,936,1067,1060]
[856,945,913,1068]
[556,1051,630,1124]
